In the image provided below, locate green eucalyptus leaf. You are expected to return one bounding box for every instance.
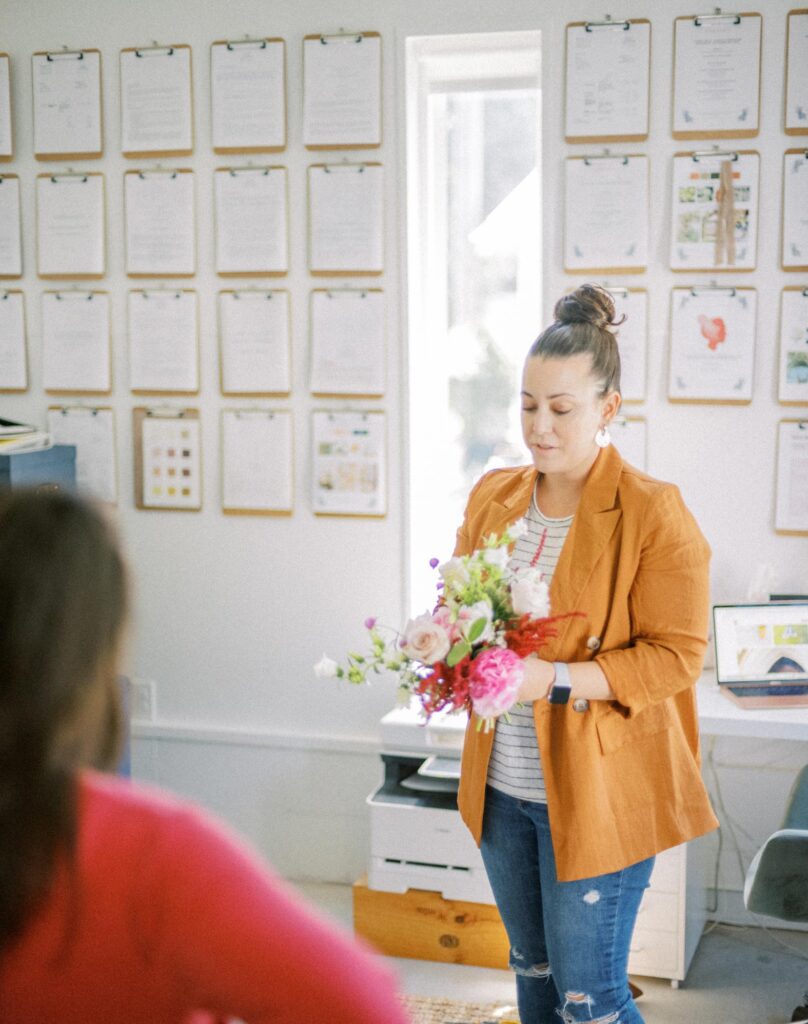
[467,617,487,643]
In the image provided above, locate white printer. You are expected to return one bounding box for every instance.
[366,701,494,904]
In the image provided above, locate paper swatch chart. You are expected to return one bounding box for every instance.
[214,168,288,275]
[135,408,201,510]
[610,416,647,470]
[779,288,808,405]
[310,289,384,396]
[303,33,381,148]
[120,46,193,156]
[308,163,383,274]
[218,289,291,395]
[669,287,756,403]
[32,50,103,159]
[608,288,647,402]
[776,420,808,533]
[564,156,648,273]
[125,171,195,276]
[564,20,650,142]
[670,152,759,271]
[0,291,26,390]
[672,13,761,138]
[128,289,198,393]
[42,291,110,394]
[0,175,21,277]
[0,55,11,159]
[785,10,808,134]
[312,410,386,517]
[47,406,117,504]
[37,173,105,278]
[782,150,808,272]
[222,409,293,514]
[211,39,286,153]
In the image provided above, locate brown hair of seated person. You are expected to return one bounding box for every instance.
[0,489,128,954]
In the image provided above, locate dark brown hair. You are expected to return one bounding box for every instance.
[0,489,128,952]
[529,283,624,395]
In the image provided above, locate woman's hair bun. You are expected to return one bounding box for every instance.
[553,283,623,331]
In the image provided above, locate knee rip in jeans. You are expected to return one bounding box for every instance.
[559,993,620,1024]
[509,947,551,979]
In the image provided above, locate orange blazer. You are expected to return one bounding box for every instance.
[453,445,719,882]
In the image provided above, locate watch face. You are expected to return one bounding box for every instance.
[548,683,572,705]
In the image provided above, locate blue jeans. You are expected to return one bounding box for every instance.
[480,786,654,1024]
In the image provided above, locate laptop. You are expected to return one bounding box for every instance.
[713,602,808,708]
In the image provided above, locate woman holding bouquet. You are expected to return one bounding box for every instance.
[454,284,718,1024]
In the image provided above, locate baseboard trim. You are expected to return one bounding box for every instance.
[131,720,379,756]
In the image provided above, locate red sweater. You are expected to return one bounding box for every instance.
[0,771,410,1024]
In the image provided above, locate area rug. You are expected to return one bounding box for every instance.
[400,995,520,1024]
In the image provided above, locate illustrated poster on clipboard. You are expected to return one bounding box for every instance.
[135,408,201,510]
[779,288,808,405]
[312,410,386,517]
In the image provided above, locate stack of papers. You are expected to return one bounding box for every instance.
[0,418,52,454]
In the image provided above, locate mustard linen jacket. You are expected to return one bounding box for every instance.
[454,445,719,882]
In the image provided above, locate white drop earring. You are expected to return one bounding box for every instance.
[595,425,611,448]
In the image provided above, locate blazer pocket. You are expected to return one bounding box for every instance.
[596,700,673,755]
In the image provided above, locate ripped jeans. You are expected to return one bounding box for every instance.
[480,786,654,1024]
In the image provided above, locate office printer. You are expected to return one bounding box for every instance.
[366,701,494,904]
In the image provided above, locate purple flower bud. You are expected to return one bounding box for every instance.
[364,617,377,630]
[429,557,440,568]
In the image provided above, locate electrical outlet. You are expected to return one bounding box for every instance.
[131,679,156,722]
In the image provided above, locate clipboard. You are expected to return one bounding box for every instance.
[0,290,27,392]
[303,31,382,150]
[32,48,103,160]
[120,44,194,157]
[47,404,118,505]
[308,162,384,276]
[602,285,647,403]
[785,9,808,136]
[671,12,762,139]
[778,286,808,405]
[211,38,287,154]
[0,174,22,279]
[218,288,292,397]
[609,414,648,470]
[564,19,651,143]
[128,288,199,395]
[36,171,106,280]
[0,54,13,161]
[781,149,808,272]
[42,289,112,396]
[124,168,196,278]
[133,405,202,511]
[221,408,294,516]
[775,419,808,535]
[309,287,385,398]
[214,165,289,277]
[311,408,387,518]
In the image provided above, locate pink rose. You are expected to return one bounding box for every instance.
[401,612,452,665]
[468,647,524,720]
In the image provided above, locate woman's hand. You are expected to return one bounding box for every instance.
[517,655,555,703]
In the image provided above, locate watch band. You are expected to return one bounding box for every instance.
[548,661,572,704]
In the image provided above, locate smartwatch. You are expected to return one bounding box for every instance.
[547,662,572,705]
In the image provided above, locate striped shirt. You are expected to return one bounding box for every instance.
[486,489,574,803]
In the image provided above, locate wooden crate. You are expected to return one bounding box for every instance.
[352,875,510,969]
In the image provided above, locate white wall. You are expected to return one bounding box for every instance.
[2,0,807,901]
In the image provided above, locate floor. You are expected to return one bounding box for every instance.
[297,882,808,1024]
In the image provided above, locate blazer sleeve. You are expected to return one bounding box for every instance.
[594,483,711,717]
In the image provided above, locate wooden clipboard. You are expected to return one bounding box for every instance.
[601,285,648,404]
[0,174,22,279]
[778,286,808,405]
[218,288,292,398]
[785,9,808,136]
[211,38,287,154]
[0,54,13,162]
[303,31,382,150]
[32,48,103,160]
[128,288,200,396]
[309,287,385,398]
[671,13,762,140]
[220,408,294,516]
[120,45,194,158]
[564,19,651,143]
[133,405,202,511]
[311,408,387,519]
[47,403,118,505]
[781,149,808,272]
[0,289,27,392]
[775,418,808,535]
[307,162,384,276]
[124,168,196,278]
[214,166,289,277]
[36,172,106,281]
[43,289,112,396]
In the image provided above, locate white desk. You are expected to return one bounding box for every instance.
[697,671,808,742]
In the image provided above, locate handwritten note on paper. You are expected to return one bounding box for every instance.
[47,407,117,504]
[303,34,381,147]
[32,51,102,157]
[37,174,105,278]
[219,290,291,395]
[120,46,193,155]
[214,168,288,275]
[0,176,21,277]
[128,290,198,393]
[309,164,383,273]
[211,40,285,151]
[0,292,26,390]
[125,171,195,276]
[310,289,384,396]
[42,291,110,393]
[222,409,293,513]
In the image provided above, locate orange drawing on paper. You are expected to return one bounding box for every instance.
[698,315,727,351]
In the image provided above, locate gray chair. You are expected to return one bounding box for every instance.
[744,764,808,1022]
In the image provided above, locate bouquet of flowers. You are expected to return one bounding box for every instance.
[314,523,570,730]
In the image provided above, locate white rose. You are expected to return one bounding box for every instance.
[510,570,550,618]
[314,654,340,678]
[508,518,528,541]
[438,556,470,591]
[456,600,495,644]
[400,612,452,665]
[480,545,509,571]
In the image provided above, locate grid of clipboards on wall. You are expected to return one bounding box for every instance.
[560,10,808,531]
[0,28,387,516]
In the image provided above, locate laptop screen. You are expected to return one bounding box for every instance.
[713,603,808,685]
